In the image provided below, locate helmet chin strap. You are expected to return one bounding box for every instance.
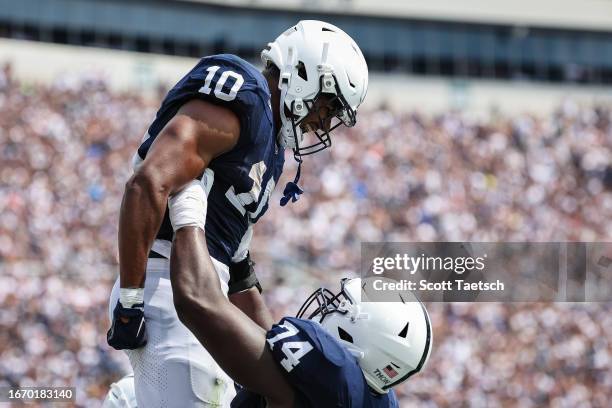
[277,77,294,148]
[280,156,303,206]
[276,47,340,207]
[278,74,306,207]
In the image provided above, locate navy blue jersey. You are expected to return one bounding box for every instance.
[232,317,399,408]
[135,54,284,265]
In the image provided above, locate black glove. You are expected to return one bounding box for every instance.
[107,300,147,350]
[228,252,263,295]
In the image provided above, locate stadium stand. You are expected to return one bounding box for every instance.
[0,63,611,406]
[1,1,611,406]
[1,0,612,84]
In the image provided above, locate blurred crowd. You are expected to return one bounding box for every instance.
[1,62,611,406]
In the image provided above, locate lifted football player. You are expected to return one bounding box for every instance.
[107,20,368,407]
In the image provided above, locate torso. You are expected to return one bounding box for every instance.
[134,54,284,265]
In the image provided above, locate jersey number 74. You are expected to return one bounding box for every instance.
[267,321,314,372]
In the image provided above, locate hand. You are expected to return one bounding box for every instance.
[107,300,147,350]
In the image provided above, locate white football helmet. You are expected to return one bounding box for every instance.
[297,278,432,394]
[261,20,368,156]
[102,374,137,408]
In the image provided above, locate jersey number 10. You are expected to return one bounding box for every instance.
[198,65,274,222]
[198,66,244,102]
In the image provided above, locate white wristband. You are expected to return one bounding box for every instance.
[168,179,207,232]
[120,288,144,308]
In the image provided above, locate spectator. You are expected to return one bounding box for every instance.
[1,72,610,406]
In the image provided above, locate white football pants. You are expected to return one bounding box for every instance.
[108,255,236,407]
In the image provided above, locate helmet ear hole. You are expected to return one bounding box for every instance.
[338,327,354,343]
[296,61,308,81]
[398,322,409,338]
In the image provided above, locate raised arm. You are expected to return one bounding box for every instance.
[229,286,275,330]
[108,99,239,350]
[119,99,239,288]
[169,185,294,407]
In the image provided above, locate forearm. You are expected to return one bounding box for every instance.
[119,174,169,288]
[170,228,293,406]
[230,288,275,330]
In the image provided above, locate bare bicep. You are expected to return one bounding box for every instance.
[136,99,240,195]
[178,99,240,160]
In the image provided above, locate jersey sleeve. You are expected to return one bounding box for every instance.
[138,54,272,166]
[178,57,257,117]
[265,317,363,406]
[143,54,265,152]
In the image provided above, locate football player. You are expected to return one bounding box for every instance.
[103,177,432,407]
[166,181,432,408]
[106,20,368,407]
[232,278,432,407]
[104,272,431,408]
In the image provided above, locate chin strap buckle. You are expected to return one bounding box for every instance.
[280,180,303,206]
[280,159,304,207]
